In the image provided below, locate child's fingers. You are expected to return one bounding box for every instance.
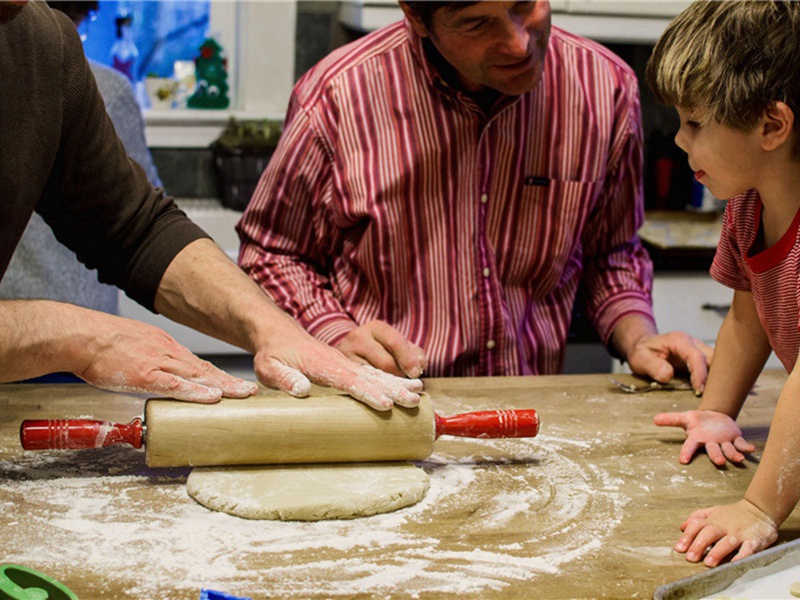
[704,441,727,466]
[733,436,756,453]
[703,534,740,567]
[685,525,725,563]
[676,516,707,552]
[679,438,701,464]
[720,441,745,464]
[653,411,690,428]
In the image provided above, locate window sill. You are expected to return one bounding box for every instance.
[144,108,284,148]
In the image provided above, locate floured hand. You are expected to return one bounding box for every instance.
[254,336,423,411]
[76,314,257,403]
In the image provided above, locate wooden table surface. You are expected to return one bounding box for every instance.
[1,372,797,599]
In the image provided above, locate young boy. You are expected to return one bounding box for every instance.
[646,1,800,568]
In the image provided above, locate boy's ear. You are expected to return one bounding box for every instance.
[761,101,795,151]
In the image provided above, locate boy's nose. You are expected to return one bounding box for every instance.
[674,130,688,153]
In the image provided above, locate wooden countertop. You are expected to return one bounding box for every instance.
[0,372,796,599]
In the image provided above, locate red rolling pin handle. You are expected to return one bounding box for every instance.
[435,409,539,439]
[20,418,144,451]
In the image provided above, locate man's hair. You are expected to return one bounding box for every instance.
[403,1,479,30]
[646,0,800,133]
[46,1,99,26]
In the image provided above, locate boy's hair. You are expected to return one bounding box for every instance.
[646,1,800,136]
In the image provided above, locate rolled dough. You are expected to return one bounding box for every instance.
[187,462,430,521]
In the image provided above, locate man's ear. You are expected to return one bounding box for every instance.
[761,101,795,151]
[399,2,431,39]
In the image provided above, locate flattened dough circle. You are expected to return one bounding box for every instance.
[187,463,430,521]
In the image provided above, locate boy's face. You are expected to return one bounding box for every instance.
[674,107,766,200]
[404,1,552,96]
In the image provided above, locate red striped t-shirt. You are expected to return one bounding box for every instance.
[711,190,800,372]
[237,20,654,377]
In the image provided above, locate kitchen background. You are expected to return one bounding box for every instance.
[78,1,767,374]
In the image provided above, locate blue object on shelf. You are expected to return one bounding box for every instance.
[200,590,252,600]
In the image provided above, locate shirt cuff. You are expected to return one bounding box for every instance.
[593,293,655,349]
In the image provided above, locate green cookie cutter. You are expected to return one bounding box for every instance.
[0,565,77,600]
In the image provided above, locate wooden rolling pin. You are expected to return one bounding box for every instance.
[20,394,539,467]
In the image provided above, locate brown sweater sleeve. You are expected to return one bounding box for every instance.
[9,5,209,312]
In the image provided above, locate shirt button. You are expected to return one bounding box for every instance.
[486,339,496,350]
[482,267,491,277]
[480,193,488,204]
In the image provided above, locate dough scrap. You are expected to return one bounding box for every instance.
[187,462,430,521]
[790,581,800,598]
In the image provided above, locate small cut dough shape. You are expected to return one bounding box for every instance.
[790,582,800,598]
[187,462,430,521]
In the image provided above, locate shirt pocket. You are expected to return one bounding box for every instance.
[497,178,603,294]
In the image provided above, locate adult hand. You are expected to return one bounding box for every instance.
[76,314,258,403]
[675,499,778,567]
[625,331,713,394]
[335,319,428,379]
[254,333,423,412]
[653,410,755,465]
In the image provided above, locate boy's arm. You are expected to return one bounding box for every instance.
[676,354,800,567]
[654,290,771,464]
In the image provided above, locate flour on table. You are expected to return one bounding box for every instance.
[187,463,430,521]
[1,418,630,598]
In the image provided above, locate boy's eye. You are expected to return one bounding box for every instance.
[685,120,701,129]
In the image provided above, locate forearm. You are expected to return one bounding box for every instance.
[744,369,800,527]
[0,300,95,381]
[609,312,658,359]
[700,292,771,417]
[698,319,770,418]
[154,238,313,354]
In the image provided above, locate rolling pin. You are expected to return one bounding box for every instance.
[20,394,539,467]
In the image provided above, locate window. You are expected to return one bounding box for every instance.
[78,1,297,147]
[82,1,211,81]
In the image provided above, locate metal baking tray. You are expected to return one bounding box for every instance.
[654,538,800,599]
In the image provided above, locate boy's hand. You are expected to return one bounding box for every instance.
[654,410,755,465]
[675,499,778,567]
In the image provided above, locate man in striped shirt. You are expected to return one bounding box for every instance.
[238,1,711,389]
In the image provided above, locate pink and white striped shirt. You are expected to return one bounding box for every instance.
[711,191,800,372]
[238,20,654,377]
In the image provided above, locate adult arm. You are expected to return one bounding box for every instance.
[578,70,710,389]
[237,99,425,379]
[0,299,256,402]
[155,239,422,410]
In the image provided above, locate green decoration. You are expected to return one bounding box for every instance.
[188,38,229,109]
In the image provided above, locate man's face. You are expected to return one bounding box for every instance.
[404,1,552,96]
